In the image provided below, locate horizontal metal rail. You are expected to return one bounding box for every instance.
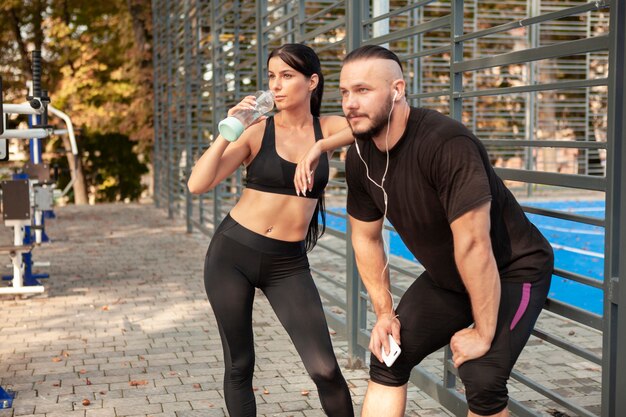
[454,36,609,73]
[521,205,605,227]
[362,16,451,46]
[362,0,439,26]
[482,138,607,150]
[455,78,608,99]
[495,167,606,191]
[545,298,603,330]
[533,327,602,365]
[510,369,598,417]
[456,1,610,43]
[301,1,345,25]
[554,268,604,289]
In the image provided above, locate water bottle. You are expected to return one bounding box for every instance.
[218,90,274,142]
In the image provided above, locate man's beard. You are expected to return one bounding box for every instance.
[347,100,393,141]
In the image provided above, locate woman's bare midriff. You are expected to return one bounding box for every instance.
[229,188,318,242]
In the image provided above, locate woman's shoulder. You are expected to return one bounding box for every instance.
[319,114,348,135]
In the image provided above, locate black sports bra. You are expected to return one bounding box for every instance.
[245,116,328,199]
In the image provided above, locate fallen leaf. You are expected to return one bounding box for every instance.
[52,357,62,362]
[130,380,149,386]
[102,306,109,311]
[86,378,92,385]
[263,389,269,394]
[82,399,91,406]
[79,369,87,374]
[52,383,60,387]
[193,383,201,389]
[301,390,310,396]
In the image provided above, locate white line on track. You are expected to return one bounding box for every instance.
[550,242,604,258]
[540,225,604,236]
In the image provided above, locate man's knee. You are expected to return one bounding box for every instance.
[460,364,509,415]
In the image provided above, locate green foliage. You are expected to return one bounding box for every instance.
[50,131,148,203]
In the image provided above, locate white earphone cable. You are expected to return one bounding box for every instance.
[354,91,396,315]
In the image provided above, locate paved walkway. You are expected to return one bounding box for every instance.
[0,203,602,417]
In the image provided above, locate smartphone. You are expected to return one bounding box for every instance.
[381,334,401,367]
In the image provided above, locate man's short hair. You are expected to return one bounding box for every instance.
[343,45,403,72]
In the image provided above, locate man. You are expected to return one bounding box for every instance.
[340,45,554,417]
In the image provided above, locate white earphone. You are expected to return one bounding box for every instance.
[353,86,400,298]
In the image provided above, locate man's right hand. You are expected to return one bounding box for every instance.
[369,313,401,363]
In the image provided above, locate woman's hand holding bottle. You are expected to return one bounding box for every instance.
[219,91,274,142]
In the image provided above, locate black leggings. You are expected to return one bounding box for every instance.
[204,214,354,417]
[369,270,551,416]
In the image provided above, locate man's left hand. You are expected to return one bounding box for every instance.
[449,327,491,368]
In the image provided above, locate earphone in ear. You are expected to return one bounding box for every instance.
[393,90,398,102]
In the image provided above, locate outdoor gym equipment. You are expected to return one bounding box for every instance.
[0,50,78,296]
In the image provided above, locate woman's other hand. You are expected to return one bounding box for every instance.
[294,141,323,196]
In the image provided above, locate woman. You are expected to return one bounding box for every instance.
[188,43,355,417]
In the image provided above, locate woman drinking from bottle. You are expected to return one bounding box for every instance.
[187,43,355,417]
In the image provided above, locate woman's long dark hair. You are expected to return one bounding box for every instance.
[268,43,326,251]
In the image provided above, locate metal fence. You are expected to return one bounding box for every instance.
[151,1,626,415]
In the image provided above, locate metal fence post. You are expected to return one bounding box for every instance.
[603,1,626,415]
[346,220,366,365]
[449,0,463,122]
[210,0,222,228]
[256,0,267,92]
[184,0,194,233]
[151,0,161,208]
[444,0,465,392]
[165,0,174,219]
[345,0,366,365]
[346,0,362,52]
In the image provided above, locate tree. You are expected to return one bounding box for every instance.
[0,0,153,203]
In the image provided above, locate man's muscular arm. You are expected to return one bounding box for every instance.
[349,215,401,362]
[449,201,500,367]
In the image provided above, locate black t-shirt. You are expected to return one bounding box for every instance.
[346,107,553,292]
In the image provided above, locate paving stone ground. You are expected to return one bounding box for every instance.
[0,203,602,417]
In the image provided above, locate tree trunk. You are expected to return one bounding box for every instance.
[61,133,88,205]
[126,0,152,68]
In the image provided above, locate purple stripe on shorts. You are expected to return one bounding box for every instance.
[510,282,532,331]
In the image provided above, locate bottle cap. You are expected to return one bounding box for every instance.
[218,116,245,142]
